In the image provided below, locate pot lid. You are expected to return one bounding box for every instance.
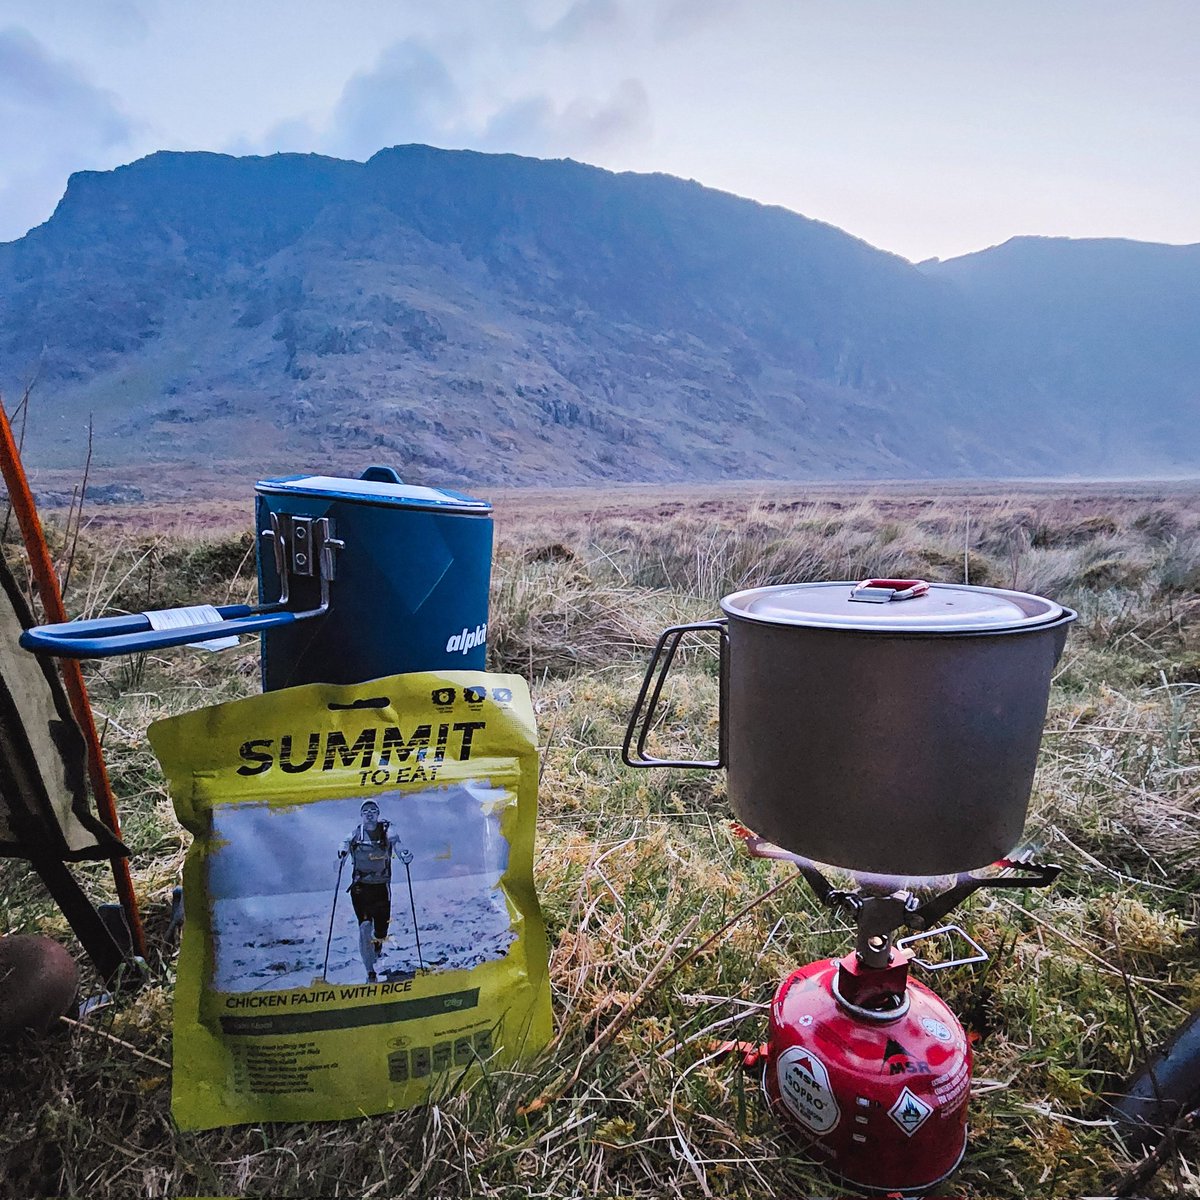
[720,580,1065,633]
[256,468,490,514]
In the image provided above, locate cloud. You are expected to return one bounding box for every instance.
[544,0,625,45]
[323,39,466,161]
[90,0,153,40]
[285,34,651,167]
[652,0,739,43]
[481,78,651,156]
[235,115,323,158]
[538,0,733,46]
[7,0,154,42]
[0,27,132,142]
[0,27,139,240]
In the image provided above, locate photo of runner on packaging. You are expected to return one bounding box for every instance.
[201,786,517,991]
[340,800,413,982]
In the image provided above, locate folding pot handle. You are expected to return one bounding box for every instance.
[622,620,727,769]
[22,511,345,660]
[19,603,321,658]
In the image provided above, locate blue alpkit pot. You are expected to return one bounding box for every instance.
[21,466,493,691]
[252,467,492,689]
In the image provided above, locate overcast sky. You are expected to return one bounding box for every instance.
[2,0,1196,261]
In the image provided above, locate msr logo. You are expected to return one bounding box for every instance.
[446,623,487,655]
[776,1047,840,1134]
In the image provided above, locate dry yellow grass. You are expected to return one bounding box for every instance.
[0,480,1197,1198]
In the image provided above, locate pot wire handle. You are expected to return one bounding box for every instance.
[622,620,727,769]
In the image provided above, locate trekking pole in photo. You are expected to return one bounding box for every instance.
[322,854,346,982]
[402,853,426,973]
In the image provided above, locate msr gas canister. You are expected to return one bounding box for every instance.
[21,466,493,690]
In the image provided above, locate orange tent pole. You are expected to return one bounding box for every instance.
[0,398,146,959]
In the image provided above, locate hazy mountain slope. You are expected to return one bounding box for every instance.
[0,148,1195,487]
[922,237,1200,467]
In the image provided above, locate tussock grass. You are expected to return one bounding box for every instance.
[1,483,1197,1198]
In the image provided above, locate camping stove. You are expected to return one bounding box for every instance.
[624,578,1076,1191]
[740,831,1060,1195]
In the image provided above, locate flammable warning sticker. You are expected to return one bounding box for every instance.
[888,1086,934,1136]
[775,1046,840,1133]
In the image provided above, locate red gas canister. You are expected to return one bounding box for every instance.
[766,951,973,1195]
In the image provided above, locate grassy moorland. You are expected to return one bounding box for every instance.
[1,481,1197,1199]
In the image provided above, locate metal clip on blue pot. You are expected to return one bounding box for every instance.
[20,511,344,659]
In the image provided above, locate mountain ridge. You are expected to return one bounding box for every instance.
[0,146,1195,490]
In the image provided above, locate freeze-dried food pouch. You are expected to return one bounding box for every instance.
[150,671,551,1130]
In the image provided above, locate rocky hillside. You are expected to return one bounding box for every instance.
[921,238,1200,469]
[0,146,1195,489]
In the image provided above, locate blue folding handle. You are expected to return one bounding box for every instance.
[19,604,316,658]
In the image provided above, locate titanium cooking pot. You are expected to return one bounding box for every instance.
[623,578,1076,876]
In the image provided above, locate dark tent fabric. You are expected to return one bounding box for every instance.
[0,553,130,981]
[0,554,126,862]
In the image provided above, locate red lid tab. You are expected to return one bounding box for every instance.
[849,579,930,603]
